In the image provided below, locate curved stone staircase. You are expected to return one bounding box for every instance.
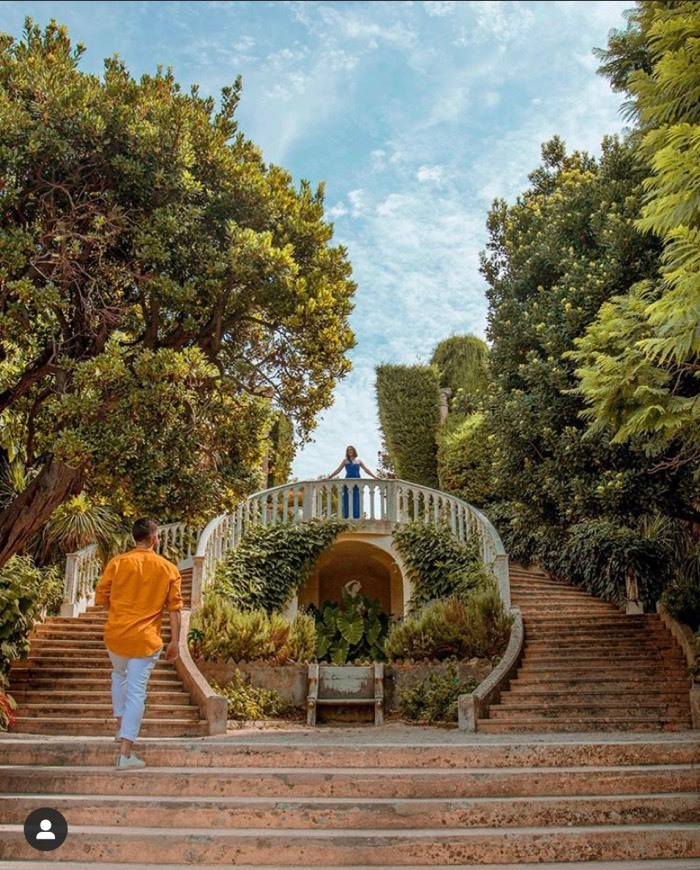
[479,565,693,733]
[8,568,207,737]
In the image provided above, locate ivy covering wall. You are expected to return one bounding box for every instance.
[375,364,441,487]
[212,519,349,613]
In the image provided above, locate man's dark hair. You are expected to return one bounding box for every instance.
[132,518,158,542]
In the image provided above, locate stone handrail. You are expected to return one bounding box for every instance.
[191,478,510,609]
[61,521,199,617]
[457,606,524,731]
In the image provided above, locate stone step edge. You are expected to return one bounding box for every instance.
[4,762,696,775]
[3,862,700,870]
[5,791,698,806]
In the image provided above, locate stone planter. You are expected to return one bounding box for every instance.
[195,658,494,715]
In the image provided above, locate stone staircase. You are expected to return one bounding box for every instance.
[8,567,207,737]
[0,732,698,867]
[479,565,693,733]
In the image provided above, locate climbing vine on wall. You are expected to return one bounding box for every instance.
[212,519,350,613]
[392,521,491,612]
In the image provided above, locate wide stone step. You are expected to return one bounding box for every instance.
[16,657,176,670]
[500,689,690,703]
[9,690,193,706]
[3,861,700,870]
[3,764,695,799]
[1,822,698,865]
[510,676,691,690]
[5,737,697,769]
[477,718,691,733]
[9,671,182,688]
[15,702,200,719]
[518,658,680,680]
[3,792,698,829]
[520,654,676,667]
[11,717,208,736]
[489,704,690,719]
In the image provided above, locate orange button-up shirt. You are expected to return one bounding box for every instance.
[95,548,183,658]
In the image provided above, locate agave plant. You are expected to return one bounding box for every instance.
[36,494,129,564]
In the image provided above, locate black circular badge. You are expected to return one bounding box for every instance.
[23,807,68,851]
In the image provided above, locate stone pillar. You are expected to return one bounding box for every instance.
[439,387,452,424]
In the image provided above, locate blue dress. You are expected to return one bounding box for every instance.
[342,460,361,519]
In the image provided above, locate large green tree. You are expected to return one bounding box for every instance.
[572,1,700,470]
[480,133,697,541]
[0,21,355,565]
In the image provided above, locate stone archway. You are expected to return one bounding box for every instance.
[297,530,408,619]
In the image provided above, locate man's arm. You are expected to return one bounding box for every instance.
[165,609,181,662]
[94,561,115,608]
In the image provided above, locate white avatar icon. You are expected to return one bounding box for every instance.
[36,820,56,840]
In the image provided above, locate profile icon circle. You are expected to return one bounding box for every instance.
[23,807,68,851]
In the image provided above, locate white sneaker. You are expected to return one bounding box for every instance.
[116,753,146,770]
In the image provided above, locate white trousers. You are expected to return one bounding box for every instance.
[108,648,162,742]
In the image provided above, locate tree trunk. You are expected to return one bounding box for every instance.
[0,456,85,570]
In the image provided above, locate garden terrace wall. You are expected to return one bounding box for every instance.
[196,659,494,711]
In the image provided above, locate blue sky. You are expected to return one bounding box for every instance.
[0,0,631,480]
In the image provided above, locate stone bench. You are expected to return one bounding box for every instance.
[307,663,384,726]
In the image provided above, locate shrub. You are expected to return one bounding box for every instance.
[437,412,494,506]
[0,688,17,732]
[211,673,296,721]
[213,519,348,613]
[397,663,476,723]
[189,595,317,663]
[385,583,512,662]
[375,363,441,487]
[392,521,484,611]
[312,587,390,664]
[0,556,54,678]
[661,574,700,632]
[549,518,672,609]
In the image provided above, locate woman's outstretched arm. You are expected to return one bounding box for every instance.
[327,459,346,478]
[359,460,379,479]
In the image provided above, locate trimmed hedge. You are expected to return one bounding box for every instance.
[437,412,493,506]
[375,364,440,487]
[266,410,294,488]
[430,334,489,411]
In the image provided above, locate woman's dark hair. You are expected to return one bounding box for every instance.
[132,517,158,542]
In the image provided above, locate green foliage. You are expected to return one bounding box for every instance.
[211,673,296,721]
[312,587,390,664]
[662,574,700,632]
[0,556,49,676]
[189,595,317,663]
[547,518,672,610]
[574,2,700,468]
[431,335,489,415]
[392,521,486,611]
[385,585,512,662]
[480,132,696,569]
[436,413,494,506]
[266,411,294,488]
[35,493,128,564]
[213,519,348,613]
[0,19,356,557]
[397,663,476,723]
[0,687,17,732]
[375,364,440,487]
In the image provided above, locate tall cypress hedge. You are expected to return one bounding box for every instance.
[375,364,440,487]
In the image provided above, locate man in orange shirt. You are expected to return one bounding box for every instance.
[95,517,183,770]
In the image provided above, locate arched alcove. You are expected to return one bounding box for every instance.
[298,536,406,618]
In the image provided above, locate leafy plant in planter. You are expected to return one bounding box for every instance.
[397,663,477,723]
[313,587,390,664]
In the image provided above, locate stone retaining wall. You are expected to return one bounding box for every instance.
[196,659,494,711]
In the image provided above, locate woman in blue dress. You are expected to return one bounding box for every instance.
[328,445,378,518]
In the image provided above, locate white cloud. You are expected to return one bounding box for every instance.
[326,202,349,220]
[347,189,369,218]
[423,1,457,16]
[416,164,445,185]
